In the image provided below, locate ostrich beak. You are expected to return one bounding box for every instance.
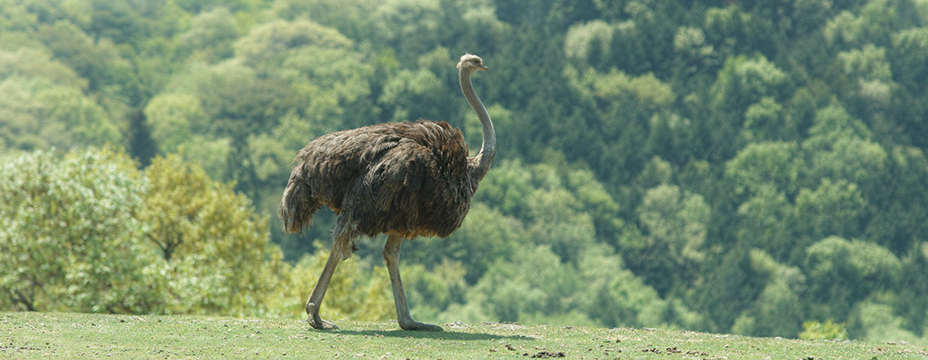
[479,64,488,71]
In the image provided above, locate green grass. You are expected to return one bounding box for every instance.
[2,312,926,359]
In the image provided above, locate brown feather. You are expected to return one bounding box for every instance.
[278,120,477,258]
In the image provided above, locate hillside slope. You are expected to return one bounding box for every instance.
[2,312,925,359]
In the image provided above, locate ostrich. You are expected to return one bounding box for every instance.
[279,54,494,331]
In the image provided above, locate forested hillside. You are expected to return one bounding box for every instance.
[2,0,927,343]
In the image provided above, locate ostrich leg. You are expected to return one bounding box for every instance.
[383,235,443,331]
[305,242,343,330]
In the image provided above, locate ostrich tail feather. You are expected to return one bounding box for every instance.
[279,175,320,234]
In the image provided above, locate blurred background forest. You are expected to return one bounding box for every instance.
[2,0,928,343]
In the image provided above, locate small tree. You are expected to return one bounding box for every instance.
[799,320,848,340]
[140,153,287,316]
[0,148,159,313]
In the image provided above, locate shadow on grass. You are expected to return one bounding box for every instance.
[334,330,533,341]
[316,325,536,341]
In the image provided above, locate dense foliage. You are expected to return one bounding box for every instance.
[0,149,392,319]
[2,0,927,343]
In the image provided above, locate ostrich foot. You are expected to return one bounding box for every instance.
[399,320,443,332]
[306,302,338,330]
[306,316,338,330]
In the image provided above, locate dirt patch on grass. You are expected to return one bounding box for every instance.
[526,350,565,358]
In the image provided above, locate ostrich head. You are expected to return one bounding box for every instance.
[457,54,488,72]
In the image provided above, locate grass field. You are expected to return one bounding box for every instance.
[2,311,926,359]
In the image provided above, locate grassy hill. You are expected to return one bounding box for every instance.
[2,312,925,359]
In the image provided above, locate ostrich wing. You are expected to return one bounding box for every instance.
[297,120,472,239]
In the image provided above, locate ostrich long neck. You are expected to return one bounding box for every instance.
[461,68,495,181]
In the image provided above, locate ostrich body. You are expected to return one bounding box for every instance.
[279,54,494,331]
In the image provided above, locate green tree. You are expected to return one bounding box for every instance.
[407,157,620,283]
[836,44,895,116]
[562,65,677,185]
[801,104,887,200]
[890,27,928,92]
[0,48,120,153]
[158,60,298,200]
[470,243,700,329]
[741,97,790,142]
[695,248,767,333]
[702,6,777,62]
[711,55,788,115]
[233,18,353,67]
[627,184,710,296]
[0,148,158,313]
[379,51,448,123]
[372,0,444,61]
[805,236,902,321]
[272,0,379,41]
[824,1,900,50]
[731,249,806,337]
[564,20,615,70]
[700,54,789,161]
[893,242,928,339]
[140,153,287,316]
[799,320,848,340]
[404,202,524,284]
[889,28,928,148]
[734,184,798,260]
[144,93,209,156]
[35,20,130,94]
[0,0,39,32]
[865,147,928,254]
[579,244,702,329]
[178,7,238,62]
[726,141,804,197]
[795,178,867,242]
[848,295,926,344]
